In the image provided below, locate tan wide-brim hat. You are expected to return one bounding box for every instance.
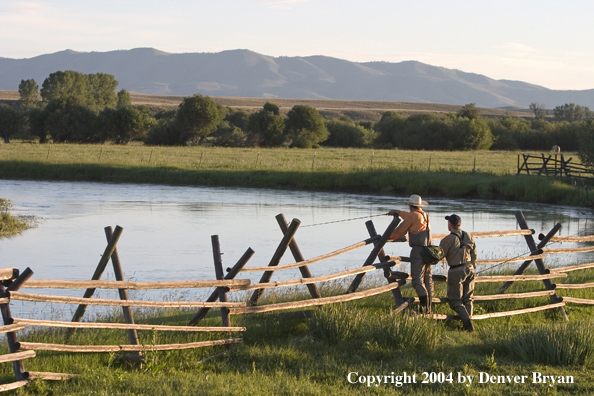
[404,194,428,207]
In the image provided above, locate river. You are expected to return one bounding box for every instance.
[1,179,593,320]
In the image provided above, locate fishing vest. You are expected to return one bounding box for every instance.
[449,231,476,267]
[408,212,433,247]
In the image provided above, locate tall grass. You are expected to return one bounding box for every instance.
[311,303,445,350]
[479,321,594,367]
[0,198,33,237]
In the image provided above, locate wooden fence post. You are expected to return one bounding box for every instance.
[498,221,559,294]
[189,248,254,325]
[211,236,230,327]
[346,216,400,294]
[248,219,301,306]
[365,220,406,307]
[0,268,34,381]
[104,226,141,359]
[276,214,321,299]
[68,226,124,338]
[499,211,568,320]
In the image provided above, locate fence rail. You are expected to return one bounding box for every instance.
[517,153,594,178]
[19,338,243,353]
[13,318,246,332]
[231,283,401,315]
[21,279,250,289]
[9,292,246,308]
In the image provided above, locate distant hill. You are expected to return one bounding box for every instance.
[1,48,593,109]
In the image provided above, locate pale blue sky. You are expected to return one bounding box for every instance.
[1,0,593,90]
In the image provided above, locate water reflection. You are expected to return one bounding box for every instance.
[1,179,593,320]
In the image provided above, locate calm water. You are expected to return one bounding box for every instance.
[1,179,593,319]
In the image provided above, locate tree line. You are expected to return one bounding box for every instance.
[2,70,594,157]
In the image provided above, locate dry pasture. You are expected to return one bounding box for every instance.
[0,90,533,122]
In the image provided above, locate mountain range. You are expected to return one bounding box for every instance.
[1,48,593,109]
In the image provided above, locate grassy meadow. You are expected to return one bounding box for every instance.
[2,269,594,395]
[1,142,591,207]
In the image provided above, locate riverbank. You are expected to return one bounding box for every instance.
[0,198,33,237]
[3,270,594,396]
[0,143,591,207]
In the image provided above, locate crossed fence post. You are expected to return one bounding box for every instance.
[0,268,34,381]
[497,211,568,320]
[346,216,400,294]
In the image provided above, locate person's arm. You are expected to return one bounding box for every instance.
[389,213,412,241]
[469,235,477,267]
[439,235,452,259]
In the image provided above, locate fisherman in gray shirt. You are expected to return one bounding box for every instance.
[439,214,477,332]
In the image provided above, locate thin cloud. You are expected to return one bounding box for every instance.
[496,42,539,58]
[256,0,309,9]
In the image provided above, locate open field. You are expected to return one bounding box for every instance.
[0,90,535,121]
[0,142,590,207]
[0,142,531,174]
[2,268,594,395]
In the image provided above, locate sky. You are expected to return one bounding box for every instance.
[1,0,593,91]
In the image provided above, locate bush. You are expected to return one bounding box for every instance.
[284,105,329,148]
[578,120,594,170]
[0,104,25,143]
[145,118,180,146]
[97,106,155,144]
[43,98,100,143]
[247,104,286,147]
[324,119,375,148]
[211,121,248,147]
[374,111,405,147]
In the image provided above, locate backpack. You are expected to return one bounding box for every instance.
[454,231,476,267]
[421,245,445,265]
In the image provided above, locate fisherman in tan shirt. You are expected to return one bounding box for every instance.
[388,194,433,314]
[439,214,477,332]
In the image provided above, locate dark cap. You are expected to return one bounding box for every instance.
[445,214,461,225]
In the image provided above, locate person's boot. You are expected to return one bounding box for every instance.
[462,319,474,332]
[418,296,428,314]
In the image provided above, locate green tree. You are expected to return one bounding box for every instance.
[451,117,493,150]
[263,101,280,115]
[27,107,49,143]
[284,105,328,148]
[97,106,155,144]
[145,118,179,145]
[40,71,90,105]
[247,103,285,147]
[488,115,530,150]
[225,109,249,131]
[324,118,375,148]
[116,89,132,108]
[40,71,119,110]
[18,79,39,108]
[88,73,118,108]
[529,102,547,119]
[211,121,247,147]
[374,111,405,147]
[175,94,223,144]
[43,98,99,143]
[578,121,594,170]
[553,103,591,122]
[457,103,480,120]
[0,104,25,143]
